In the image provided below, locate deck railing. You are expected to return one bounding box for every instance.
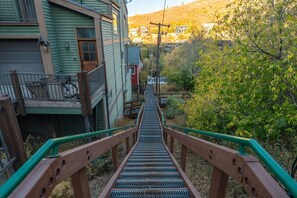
[0,74,15,100]
[88,65,105,96]
[18,72,79,101]
[0,0,37,23]
[0,68,106,103]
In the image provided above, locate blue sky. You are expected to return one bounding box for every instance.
[127,0,196,16]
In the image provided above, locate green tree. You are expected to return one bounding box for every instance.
[162,39,205,90]
[185,0,297,150]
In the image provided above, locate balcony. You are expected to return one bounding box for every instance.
[0,0,37,23]
[0,66,105,115]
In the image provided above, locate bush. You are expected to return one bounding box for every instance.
[165,97,185,119]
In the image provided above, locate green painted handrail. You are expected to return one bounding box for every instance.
[164,124,297,197]
[0,125,135,198]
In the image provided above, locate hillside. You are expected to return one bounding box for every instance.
[128,0,230,34]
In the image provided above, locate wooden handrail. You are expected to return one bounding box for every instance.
[163,127,288,198]
[10,128,137,197]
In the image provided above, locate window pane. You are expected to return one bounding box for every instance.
[77,28,95,38]
[113,13,118,34]
[82,43,88,51]
[90,53,97,61]
[83,53,89,61]
[89,43,96,51]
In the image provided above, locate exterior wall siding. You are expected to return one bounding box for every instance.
[71,0,110,15]
[42,0,62,72]
[52,4,94,74]
[0,25,39,36]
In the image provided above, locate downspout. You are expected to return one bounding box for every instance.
[100,17,111,129]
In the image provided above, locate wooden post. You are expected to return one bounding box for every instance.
[10,70,25,115]
[77,72,88,117]
[133,133,136,145]
[169,136,174,154]
[209,166,229,198]
[77,72,92,116]
[112,145,119,171]
[126,136,130,154]
[71,167,91,198]
[180,144,187,171]
[0,96,27,169]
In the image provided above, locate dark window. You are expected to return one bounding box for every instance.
[77,28,95,39]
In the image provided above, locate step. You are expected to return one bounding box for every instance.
[126,162,174,167]
[119,172,180,179]
[122,167,176,172]
[110,188,190,198]
[115,179,185,188]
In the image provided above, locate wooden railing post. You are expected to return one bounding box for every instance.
[112,145,119,171]
[10,70,25,115]
[126,136,130,154]
[209,166,229,198]
[169,136,174,153]
[71,167,91,198]
[0,96,27,169]
[77,72,92,116]
[133,133,136,145]
[180,144,187,171]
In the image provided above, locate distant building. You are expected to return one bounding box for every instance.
[140,26,148,36]
[128,46,143,91]
[176,26,187,34]
[202,23,215,33]
[129,28,138,36]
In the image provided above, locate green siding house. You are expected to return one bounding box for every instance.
[0,0,132,136]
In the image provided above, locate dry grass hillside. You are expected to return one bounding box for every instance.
[129,0,230,33]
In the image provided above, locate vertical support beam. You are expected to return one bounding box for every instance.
[71,167,91,198]
[209,166,229,198]
[180,144,187,171]
[83,72,92,115]
[112,145,119,171]
[132,132,136,145]
[0,96,27,169]
[77,72,88,117]
[169,136,174,154]
[126,136,130,154]
[33,0,54,74]
[10,70,25,115]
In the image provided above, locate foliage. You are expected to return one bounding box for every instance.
[165,97,185,119]
[50,180,74,198]
[185,0,297,151]
[162,39,205,91]
[129,0,228,35]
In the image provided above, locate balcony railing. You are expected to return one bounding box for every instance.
[0,0,37,23]
[0,68,106,112]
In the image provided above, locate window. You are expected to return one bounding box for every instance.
[76,28,98,72]
[80,42,97,61]
[77,28,95,39]
[113,12,118,34]
[131,66,135,75]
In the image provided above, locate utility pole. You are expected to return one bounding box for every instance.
[150,22,170,95]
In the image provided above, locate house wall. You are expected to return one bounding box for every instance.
[42,0,62,73]
[51,4,94,73]
[0,25,39,36]
[71,0,110,15]
[131,65,138,85]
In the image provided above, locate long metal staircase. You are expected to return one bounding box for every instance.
[109,85,192,197]
[0,85,295,198]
